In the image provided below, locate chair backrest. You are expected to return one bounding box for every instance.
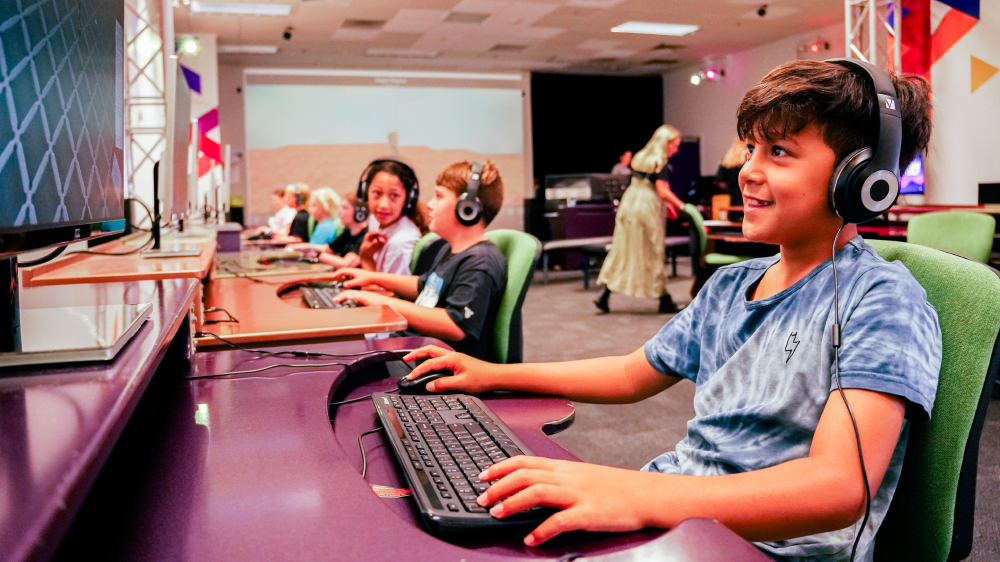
[306,215,316,240]
[484,230,541,364]
[409,233,444,275]
[683,203,708,257]
[906,211,996,264]
[711,193,731,220]
[867,240,1000,562]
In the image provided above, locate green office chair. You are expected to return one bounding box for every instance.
[683,204,754,296]
[906,211,996,264]
[484,229,541,364]
[867,240,1000,562]
[405,230,541,364]
[306,215,316,241]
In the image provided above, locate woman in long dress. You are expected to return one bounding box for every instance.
[595,125,685,314]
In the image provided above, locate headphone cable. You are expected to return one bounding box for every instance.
[830,222,871,562]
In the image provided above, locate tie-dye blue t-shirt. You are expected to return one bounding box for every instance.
[643,236,941,562]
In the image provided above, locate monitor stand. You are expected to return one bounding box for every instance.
[1,257,152,367]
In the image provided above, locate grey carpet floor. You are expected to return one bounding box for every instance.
[520,258,999,561]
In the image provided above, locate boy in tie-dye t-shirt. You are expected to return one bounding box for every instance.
[399,60,941,562]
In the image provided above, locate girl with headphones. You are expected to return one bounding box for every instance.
[353,159,428,275]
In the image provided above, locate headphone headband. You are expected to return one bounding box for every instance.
[825,58,902,224]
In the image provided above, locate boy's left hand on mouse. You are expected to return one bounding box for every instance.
[331,268,375,289]
[476,455,649,546]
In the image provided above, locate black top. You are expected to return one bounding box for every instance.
[633,163,671,185]
[289,210,310,242]
[328,227,367,257]
[715,165,742,203]
[411,240,507,360]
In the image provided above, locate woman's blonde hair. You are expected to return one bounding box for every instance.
[310,187,341,216]
[630,125,680,174]
[720,137,747,168]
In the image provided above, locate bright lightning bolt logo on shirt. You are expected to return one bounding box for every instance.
[785,332,800,363]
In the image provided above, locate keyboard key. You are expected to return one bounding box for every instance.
[464,503,487,513]
[448,503,460,512]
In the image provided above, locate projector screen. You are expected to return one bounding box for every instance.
[243,70,530,230]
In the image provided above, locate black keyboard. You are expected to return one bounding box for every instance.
[371,392,552,534]
[300,284,359,309]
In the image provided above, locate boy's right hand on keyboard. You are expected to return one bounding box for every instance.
[331,267,377,289]
[403,346,503,394]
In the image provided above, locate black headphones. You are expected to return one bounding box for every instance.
[291,185,306,207]
[826,58,903,224]
[455,161,484,226]
[354,158,420,223]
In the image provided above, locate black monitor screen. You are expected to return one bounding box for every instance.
[0,0,124,252]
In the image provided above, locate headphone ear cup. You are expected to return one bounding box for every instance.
[354,203,368,223]
[455,193,482,226]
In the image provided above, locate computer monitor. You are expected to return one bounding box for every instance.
[900,154,925,195]
[0,0,150,364]
[161,55,192,221]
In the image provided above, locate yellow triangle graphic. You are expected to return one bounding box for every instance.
[971,55,999,94]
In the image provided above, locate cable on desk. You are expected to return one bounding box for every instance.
[181,361,353,380]
[203,307,239,324]
[66,232,155,256]
[555,554,584,562]
[330,388,399,407]
[194,331,417,363]
[359,426,384,479]
[18,245,67,267]
[217,267,287,285]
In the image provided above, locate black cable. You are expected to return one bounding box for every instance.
[359,427,384,479]
[330,388,399,407]
[66,232,154,256]
[130,197,154,231]
[203,307,239,324]
[182,361,352,380]
[555,554,584,562]
[194,330,416,363]
[217,267,287,285]
[830,222,871,562]
[18,245,67,267]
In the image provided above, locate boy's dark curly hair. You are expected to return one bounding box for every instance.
[737,60,932,171]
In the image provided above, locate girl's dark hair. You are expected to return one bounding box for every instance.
[736,60,932,170]
[366,159,429,234]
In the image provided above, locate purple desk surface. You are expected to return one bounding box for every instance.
[88,337,769,562]
[0,278,201,562]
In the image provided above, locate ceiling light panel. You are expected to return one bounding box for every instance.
[218,44,279,54]
[189,2,292,16]
[611,22,699,36]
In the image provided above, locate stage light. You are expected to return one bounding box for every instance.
[810,43,820,53]
[177,35,200,55]
[690,73,701,85]
[705,68,717,80]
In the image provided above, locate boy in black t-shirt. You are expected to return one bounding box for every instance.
[332,161,507,360]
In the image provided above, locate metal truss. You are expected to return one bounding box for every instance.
[124,0,173,204]
[845,0,902,71]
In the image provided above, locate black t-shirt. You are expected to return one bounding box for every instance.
[328,227,367,257]
[289,209,310,242]
[411,240,507,360]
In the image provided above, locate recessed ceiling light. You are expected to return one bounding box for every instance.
[190,2,292,16]
[218,45,279,54]
[611,22,698,36]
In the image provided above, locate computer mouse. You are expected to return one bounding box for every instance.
[397,369,454,395]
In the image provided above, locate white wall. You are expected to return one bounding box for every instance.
[926,5,1000,204]
[663,23,846,176]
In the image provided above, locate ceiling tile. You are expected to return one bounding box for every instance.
[576,39,621,50]
[383,9,448,32]
[331,28,382,41]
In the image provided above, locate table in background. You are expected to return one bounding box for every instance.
[49,336,770,562]
[197,272,407,347]
[0,278,201,562]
